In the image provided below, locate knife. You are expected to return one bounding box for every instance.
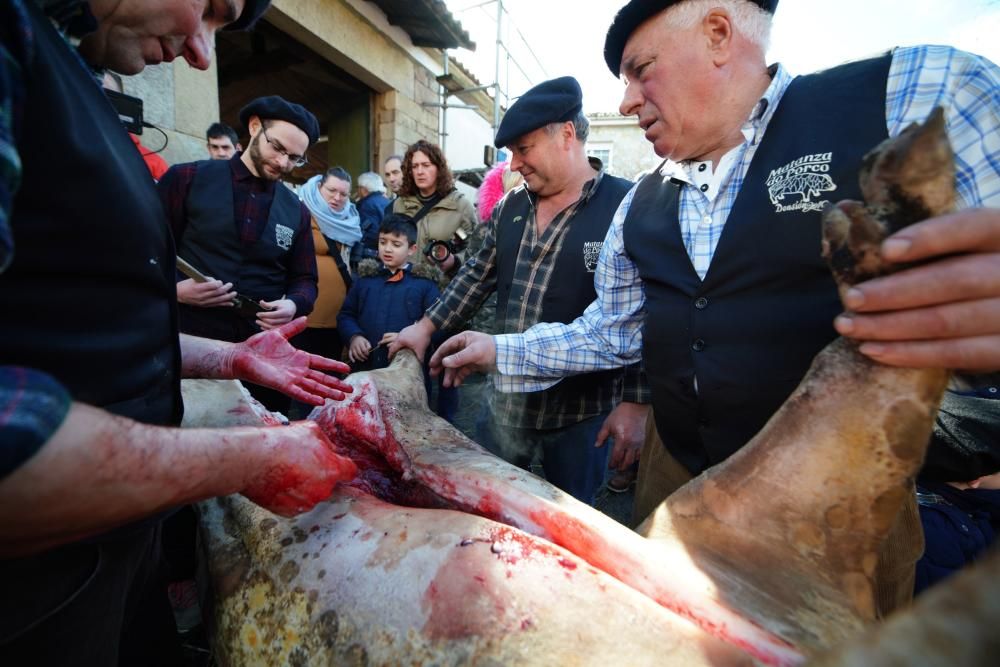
[175,257,267,317]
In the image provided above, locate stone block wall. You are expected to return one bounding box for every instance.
[122,59,220,166]
[118,0,454,171]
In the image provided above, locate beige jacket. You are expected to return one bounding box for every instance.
[392,189,477,285]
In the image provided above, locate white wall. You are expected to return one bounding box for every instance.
[443,106,495,172]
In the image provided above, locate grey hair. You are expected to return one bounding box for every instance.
[662,0,772,51]
[545,111,590,143]
[357,171,386,193]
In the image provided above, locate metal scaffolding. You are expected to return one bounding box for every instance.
[426,0,548,155]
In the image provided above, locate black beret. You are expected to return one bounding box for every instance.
[920,391,1000,483]
[224,0,271,31]
[494,76,583,148]
[239,95,320,146]
[604,0,779,76]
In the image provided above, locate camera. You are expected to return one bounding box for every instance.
[422,228,469,264]
[104,89,145,134]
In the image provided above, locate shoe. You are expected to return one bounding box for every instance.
[606,469,636,494]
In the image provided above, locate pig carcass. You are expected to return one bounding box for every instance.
[184,108,994,666]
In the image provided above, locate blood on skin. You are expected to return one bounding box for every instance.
[420,542,516,640]
[475,493,503,517]
[313,378,801,666]
[527,508,800,666]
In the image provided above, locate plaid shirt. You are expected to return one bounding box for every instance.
[157,155,317,315]
[495,45,1000,388]
[428,161,647,429]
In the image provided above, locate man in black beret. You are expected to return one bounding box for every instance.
[428,0,1000,617]
[1,0,354,665]
[393,76,650,507]
[158,94,323,410]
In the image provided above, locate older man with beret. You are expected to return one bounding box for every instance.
[430,0,1000,614]
[0,1,355,664]
[393,76,649,506]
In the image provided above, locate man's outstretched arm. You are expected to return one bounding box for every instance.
[0,401,357,557]
[180,317,352,405]
[432,186,647,387]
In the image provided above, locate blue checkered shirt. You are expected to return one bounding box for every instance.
[495,45,1000,389]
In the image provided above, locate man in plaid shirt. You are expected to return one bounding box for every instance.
[393,77,649,506]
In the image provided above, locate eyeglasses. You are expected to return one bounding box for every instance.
[261,128,308,167]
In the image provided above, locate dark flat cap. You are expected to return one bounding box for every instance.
[604,0,779,76]
[239,95,320,146]
[225,0,271,31]
[920,391,1000,483]
[494,76,583,148]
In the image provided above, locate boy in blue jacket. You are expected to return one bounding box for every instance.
[338,215,440,372]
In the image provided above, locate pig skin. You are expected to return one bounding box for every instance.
[188,379,754,667]
[810,547,1000,667]
[317,354,802,666]
[181,109,989,666]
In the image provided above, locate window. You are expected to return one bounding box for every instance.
[586,143,613,171]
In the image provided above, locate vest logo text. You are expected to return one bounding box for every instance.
[275,224,294,250]
[583,241,603,273]
[765,152,837,214]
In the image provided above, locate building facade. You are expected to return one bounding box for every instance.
[585,112,663,182]
[120,0,496,187]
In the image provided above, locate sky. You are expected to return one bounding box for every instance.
[444,0,1000,114]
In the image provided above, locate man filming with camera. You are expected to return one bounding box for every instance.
[392,77,650,506]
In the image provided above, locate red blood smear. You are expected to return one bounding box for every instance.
[315,384,798,666]
[316,389,451,511]
[250,457,356,515]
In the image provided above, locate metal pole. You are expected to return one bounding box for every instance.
[493,0,503,133]
[441,53,449,152]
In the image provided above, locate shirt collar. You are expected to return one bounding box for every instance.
[750,63,794,145]
[381,262,411,276]
[525,155,606,207]
[230,151,276,189]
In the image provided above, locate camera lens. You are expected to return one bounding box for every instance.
[430,243,449,262]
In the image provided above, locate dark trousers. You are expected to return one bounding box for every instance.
[476,406,611,505]
[1,523,183,666]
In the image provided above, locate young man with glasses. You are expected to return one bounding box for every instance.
[158,96,321,361]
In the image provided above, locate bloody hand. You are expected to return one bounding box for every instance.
[228,317,353,405]
[241,421,359,516]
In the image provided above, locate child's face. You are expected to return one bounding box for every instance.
[379,232,416,271]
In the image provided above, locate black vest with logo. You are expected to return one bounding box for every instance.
[494,174,633,416]
[177,159,301,303]
[0,1,181,426]
[622,55,892,473]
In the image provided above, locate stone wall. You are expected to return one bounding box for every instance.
[587,116,662,181]
[120,0,445,168]
[267,0,441,167]
[121,58,219,166]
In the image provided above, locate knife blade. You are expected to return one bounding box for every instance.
[175,257,267,317]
